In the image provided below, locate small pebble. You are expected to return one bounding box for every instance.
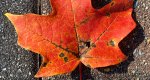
[134,0,138,9]
[146,39,150,44]
[10,74,13,77]
[2,68,6,71]
[136,78,140,80]
[29,72,31,75]
[17,69,22,73]
[145,6,148,10]
[132,70,136,74]
[144,63,148,65]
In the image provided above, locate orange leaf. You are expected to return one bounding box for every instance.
[5,0,136,78]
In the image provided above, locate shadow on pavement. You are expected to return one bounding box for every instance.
[71,0,145,79]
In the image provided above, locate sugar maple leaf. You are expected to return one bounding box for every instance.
[5,0,136,78]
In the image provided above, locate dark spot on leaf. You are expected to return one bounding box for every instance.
[108,40,115,46]
[64,57,68,62]
[106,12,111,17]
[118,58,123,62]
[66,48,69,51]
[42,62,47,67]
[85,41,91,48]
[91,0,112,9]
[59,53,65,57]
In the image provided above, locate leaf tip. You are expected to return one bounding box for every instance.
[5,13,13,20]
[4,13,22,27]
[4,13,11,17]
[5,13,18,20]
[34,73,41,78]
[34,69,46,78]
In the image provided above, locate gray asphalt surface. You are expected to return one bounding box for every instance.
[0,0,150,80]
[0,0,39,80]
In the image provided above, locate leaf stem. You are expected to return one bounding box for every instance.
[79,63,82,80]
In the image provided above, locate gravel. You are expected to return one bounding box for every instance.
[0,0,39,80]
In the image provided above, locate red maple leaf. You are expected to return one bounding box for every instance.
[5,0,136,78]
